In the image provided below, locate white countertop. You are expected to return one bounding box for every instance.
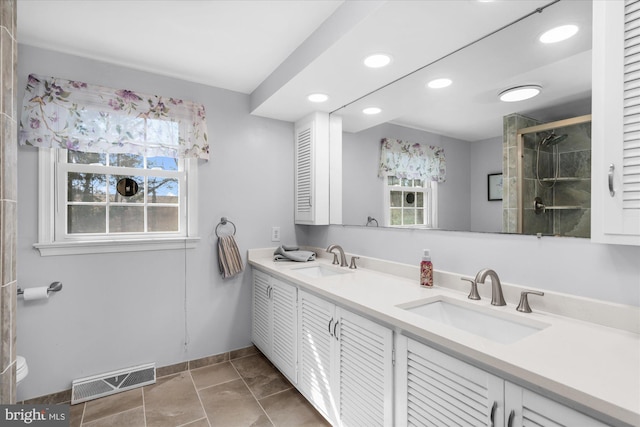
[248,248,640,427]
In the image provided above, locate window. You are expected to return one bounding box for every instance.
[384,177,437,228]
[35,148,198,256]
[19,74,207,256]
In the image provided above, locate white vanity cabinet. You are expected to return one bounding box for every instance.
[298,290,394,426]
[396,336,609,427]
[592,0,640,245]
[251,269,298,383]
[395,336,504,426]
[504,382,608,427]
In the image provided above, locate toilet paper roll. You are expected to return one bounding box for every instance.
[23,287,49,301]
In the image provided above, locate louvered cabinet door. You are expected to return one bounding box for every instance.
[504,382,608,427]
[294,112,330,225]
[270,278,298,383]
[251,270,271,356]
[397,337,504,427]
[336,308,393,427]
[593,0,640,244]
[295,121,314,223]
[298,291,338,424]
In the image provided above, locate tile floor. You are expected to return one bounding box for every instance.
[68,350,330,427]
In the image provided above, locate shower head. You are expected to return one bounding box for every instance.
[539,132,568,147]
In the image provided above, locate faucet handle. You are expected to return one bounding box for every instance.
[330,252,339,265]
[461,277,480,300]
[516,290,544,313]
[349,256,359,269]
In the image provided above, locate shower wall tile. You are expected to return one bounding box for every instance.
[1,27,16,117]
[1,201,16,285]
[0,1,16,38]
[0,281,15,374]
[0,361,15,403]
[1,115,17,201]
[555,180,591,208]
[560,151,591,178]
[0,0,17,405]
[557,209,591,238]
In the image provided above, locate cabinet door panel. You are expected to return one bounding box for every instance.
[338,309,393,427]
[592,0,640,243]
[271,279,297,382]
[252,270,271,354]
[298,291,337,423]
[404,338,503,427]
[505,382,608,427]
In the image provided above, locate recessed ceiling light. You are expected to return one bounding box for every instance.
[499,85,542,102]
[307,93,328,103]
[427,78,453,89]
[363,107,382,115]
[539,24,579,44]
[364,54,392,68]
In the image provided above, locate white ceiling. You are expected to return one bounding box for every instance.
[17,0,591,140]
[17,0,344,93]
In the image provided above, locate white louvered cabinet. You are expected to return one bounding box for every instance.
[294,112,330,225]
[298,290,394,426]
[592,0,640,245]
[396,336,609,427]
[395,336,504,427]
[251,270,298,383]
[504,382,608,427]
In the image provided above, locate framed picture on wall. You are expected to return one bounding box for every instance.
[488,173,503,201]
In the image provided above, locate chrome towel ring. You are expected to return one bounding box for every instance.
[215,217,237,237]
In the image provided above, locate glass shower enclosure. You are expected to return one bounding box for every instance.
[517,115,592,238]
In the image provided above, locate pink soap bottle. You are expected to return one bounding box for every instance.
[420,249,433,288]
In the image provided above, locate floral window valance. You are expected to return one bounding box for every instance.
[378,138,446,182]
[19,74,209,159]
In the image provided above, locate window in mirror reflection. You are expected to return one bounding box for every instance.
[385,177,436,228]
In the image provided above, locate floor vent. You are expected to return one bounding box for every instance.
[71,363,156,404]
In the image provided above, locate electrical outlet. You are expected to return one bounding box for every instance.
[271,226,281,242]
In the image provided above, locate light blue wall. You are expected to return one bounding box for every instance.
[16,45,295,400]
[297,224,640,307]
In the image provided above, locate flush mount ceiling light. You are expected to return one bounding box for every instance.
[307,93,328,103]
[427,78,453,89]
[499,85,542,102]
[363,107,382,115]
[364,54,392,68]
[539,24,579,44]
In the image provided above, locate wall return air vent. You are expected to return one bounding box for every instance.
[71,363,156,404]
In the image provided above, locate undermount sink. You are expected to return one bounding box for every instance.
[291,264,349,279]
[397,296,549,344]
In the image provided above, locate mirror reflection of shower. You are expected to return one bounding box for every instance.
[517,115,592,238]
[536,131,568,188]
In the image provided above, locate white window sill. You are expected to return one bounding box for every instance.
[34,237,200,256]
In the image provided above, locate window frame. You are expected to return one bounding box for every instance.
[35,148,199,256]
[383,177,438,228]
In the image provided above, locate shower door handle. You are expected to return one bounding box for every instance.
[608,164,615,197]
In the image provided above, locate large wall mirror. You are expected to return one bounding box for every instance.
[332,0,592,238]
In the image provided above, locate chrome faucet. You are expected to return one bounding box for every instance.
[474,268,506,306]
[326,244,348,267]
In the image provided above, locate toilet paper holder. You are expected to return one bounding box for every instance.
[17,281,63,296]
